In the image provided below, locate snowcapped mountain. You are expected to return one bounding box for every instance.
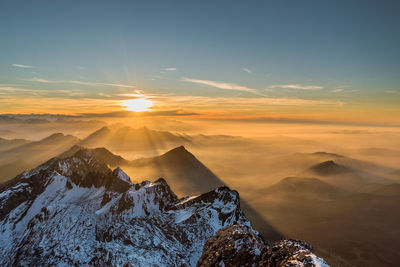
[0,147,328,266]
[0,148,248,266]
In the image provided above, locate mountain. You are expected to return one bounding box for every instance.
[0,133,79,181]
[120,146,284,241]
[308,160,352,176]
[305,160,392,190]
[77,126,112,148]
[253,175,400,266]
[0,148,248,266]
[58,145,128,167]
[125,146,224,196]
[303,151,397,178]
[0,127,253,184]
[0,147,326,266]
[79,126,191,153]
[0,133,79,164]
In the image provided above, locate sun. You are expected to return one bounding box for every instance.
[121,98,153,112]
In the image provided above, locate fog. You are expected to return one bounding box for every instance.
[1,117,400,266]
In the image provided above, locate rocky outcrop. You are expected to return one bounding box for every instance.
[197,225,329,267]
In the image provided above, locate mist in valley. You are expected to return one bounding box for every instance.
[1,117,400,266]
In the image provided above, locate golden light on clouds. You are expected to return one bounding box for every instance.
[121,98,153,112]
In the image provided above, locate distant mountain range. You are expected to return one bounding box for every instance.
[254,157,400,266]
[0,126,249,182]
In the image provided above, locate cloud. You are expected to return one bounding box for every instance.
[268,84,324,90]
[69,80,136,89]
[331,89,344,93]
[153,94,343,107]
[181,77,257,93]
[26,77,136,89]
[28,77,52,83]
[242,68,252,73]
[0,85,84,97]
[385,90,400,95]
[78,66,86,70]
[98,92,112,98]
[79,109,199,118]
[0,86,44,94]
[12,64,34,69]
[164,67,177,71]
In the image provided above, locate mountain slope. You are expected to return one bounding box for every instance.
[123,146,225,196]
[79,126,191,153]
[0,133,80,181]
[0,148,250,266]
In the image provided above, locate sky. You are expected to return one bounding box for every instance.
[0,0,399,125]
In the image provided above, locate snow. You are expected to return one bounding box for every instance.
[174,208,194,223]
[114,167,131,183]
[309,254,330,267]
[13,173,66,234]
[177,195,198,205]
[0,183,29,198]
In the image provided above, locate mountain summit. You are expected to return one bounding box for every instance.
[308,160,352,176]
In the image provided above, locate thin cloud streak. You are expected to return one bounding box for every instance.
[0,86,83,97]
[69,80,136,89]
[164,67,177,71]
[331,89,344,93]
[385,90,400,95]
[242,68,252,73]
[12,64,34,69]
[26,77,136,89]
[151,94,343,107]
[181,77,257,93]
[269,84,324,90]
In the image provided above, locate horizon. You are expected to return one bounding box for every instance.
[1,1,399,125]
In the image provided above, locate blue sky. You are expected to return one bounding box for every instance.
[0,0,399,122]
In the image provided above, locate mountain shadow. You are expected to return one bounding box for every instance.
[121,145,283,242]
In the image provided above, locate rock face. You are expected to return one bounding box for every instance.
[197,225,329,267]
[0,148,249,266]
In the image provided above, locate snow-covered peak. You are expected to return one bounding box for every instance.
[112,167,131,183]
[0,153,251,266]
